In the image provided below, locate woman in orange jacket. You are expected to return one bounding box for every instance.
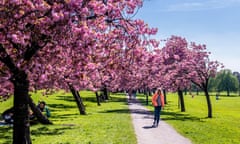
[151,89,165,127]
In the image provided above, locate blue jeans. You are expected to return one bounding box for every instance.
[154,106,162,126]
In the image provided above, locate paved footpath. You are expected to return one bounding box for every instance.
[128,98,192,144]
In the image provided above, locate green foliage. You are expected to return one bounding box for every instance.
[0,91,136,144]
[138,93,240,144]
[215,69,239,94]
[208,77,216,92]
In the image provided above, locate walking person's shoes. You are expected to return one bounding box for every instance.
[152,121,157,128]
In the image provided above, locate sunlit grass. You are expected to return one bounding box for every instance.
[0,91,136,144]
[2,90,239,144]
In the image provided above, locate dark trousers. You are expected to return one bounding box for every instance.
[153,106,162,125]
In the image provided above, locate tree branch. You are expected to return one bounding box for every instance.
[0,44,19,74]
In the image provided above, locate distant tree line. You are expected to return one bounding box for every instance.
[208,69,240,96]
[186,69,240,96]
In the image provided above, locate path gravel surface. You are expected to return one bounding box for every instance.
[128,98,192,144]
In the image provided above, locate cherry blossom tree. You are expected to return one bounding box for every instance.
[0,0,158,143]
[84,24,158,93]
[120,47,153,103]
[186,42,223,118]
[159,36,191,112]
[146,36,222,116]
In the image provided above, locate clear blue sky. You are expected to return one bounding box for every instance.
[135,0,240,72]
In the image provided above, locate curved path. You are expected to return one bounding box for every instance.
[128,99,192,144]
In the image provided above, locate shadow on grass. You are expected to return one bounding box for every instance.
[110,96,127,102]
[56,95,99,103]
[56,95,104,104]
[48,103,77,109]
[217,95,240,97]
[101,108,153,116]
[101,109,129,114]
[50,113,79,119]
[31,126,72,136]
[55,95,75,102]
[0,126,12,144]
[82,95,127,103]
[82,97,98,103]
[161,111,207,122]
[56,94,128,104]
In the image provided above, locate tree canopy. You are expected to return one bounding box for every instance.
[215,69,239,95]
[0,0,224,143]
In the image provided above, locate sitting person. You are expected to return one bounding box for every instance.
[37,101,51,118]
[1,107,14,124]
[2,102,51,125]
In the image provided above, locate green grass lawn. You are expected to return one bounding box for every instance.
[1,91,239,144]
[138,93,240,144]
[0,91,136,144]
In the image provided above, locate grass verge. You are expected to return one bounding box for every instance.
[0,91,136,144]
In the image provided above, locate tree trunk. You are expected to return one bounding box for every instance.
[95,92,101,106]
[184,88,187,95]
[178,89,185,112]
[196,89,199,95]
[163,89,167,104]
[68,84,86,115]
[28,97,52,124]
[238,84,240,96]
[145,88,149,105]
[75,90,86,115]
[227,88,230,96]
[146,93,149,105]
[148,90,151,97]
[12,71,32,144]
[103,86,109,100]
[204,88,212,118]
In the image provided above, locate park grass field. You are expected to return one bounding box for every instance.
[1,91,239,144]
[0,91,136,144]
[138,92,240,144]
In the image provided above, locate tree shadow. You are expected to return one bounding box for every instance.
[48,103,77,109]
[56,95,98,104]
[83,95,127,103]
[55,95,75,102]
[0,125,12,144]
[56,94,128,105]
[82,97,97,103]
[56,95,100,103]
[161,111,207,122]
[100,109,130,114]
[111,96,128,103]
[101,108,153,116]
[50,113,79,119]
[130,108,153,115]
[218,95,239,97]
[31,126,73,136]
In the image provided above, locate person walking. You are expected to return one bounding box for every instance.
[151,89,165,127]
